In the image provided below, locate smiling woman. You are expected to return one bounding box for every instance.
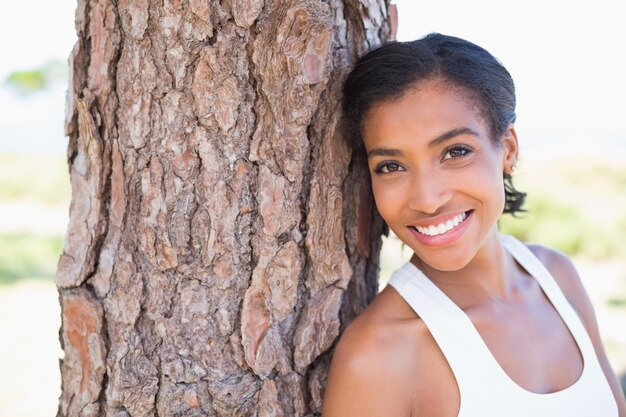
[363,80,518,272]
[321,34,626,417]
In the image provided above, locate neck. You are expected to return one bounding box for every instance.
[411,230,520,308]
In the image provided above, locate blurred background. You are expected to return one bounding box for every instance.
[0,0,624,415]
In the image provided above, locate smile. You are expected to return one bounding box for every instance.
[411,211,470,236]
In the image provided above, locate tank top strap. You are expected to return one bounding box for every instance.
[499,235,596,357]
[387,263,509,399]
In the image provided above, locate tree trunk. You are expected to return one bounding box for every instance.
[57,1,393,416]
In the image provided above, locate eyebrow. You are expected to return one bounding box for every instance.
[366,127,480,158]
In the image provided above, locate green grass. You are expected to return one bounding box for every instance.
[0,233,63,285]
[607,297,626,308]
[3,59,67,95]
[0,154,69,285]
[499,161,626,260]
[0,154,70,205]
[564,162,626,190]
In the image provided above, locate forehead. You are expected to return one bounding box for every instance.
[362,80,488,149]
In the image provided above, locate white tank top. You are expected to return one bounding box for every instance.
[386,234,618,417]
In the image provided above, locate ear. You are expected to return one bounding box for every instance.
[501,125,519,174]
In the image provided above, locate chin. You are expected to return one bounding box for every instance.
[420,256,471,272]
[406,241,476,273]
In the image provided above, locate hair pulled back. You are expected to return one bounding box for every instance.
[342,33,526,215]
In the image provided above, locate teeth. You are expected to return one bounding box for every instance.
[415,212,468,236]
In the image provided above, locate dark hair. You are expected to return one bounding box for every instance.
[342,33,526,215]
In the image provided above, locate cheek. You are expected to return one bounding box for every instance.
[370,178,402,223]
[477,165,506,212]
[472,146,504,183]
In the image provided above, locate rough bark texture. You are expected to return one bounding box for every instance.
[58,1,392,416]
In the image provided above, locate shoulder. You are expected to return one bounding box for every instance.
[524,242,594,327]
[322,316,414,416]
[322,288,455,417]
[525,243,579,285]
[525,242,626,416]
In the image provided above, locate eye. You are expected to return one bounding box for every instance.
[374,161,404,174]
[442,145,472,161]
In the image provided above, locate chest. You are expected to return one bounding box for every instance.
[470,292,584,392]
[409,288,585,417]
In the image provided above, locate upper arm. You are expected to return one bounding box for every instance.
[529,244,626,415]
[322,326,414,417]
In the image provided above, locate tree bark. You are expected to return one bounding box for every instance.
[57,1,393,416]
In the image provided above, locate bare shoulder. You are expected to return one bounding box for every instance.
[526,243,626,416]
[322,287,458,417]
[525,242,578,281]
[525,243,591,318]
[322,298,418,417]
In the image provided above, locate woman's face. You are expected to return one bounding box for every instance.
[362,80,518,271]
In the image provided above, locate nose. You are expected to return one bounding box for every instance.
[407,170,453,214]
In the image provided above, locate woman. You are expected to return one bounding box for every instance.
[322,34,625,417]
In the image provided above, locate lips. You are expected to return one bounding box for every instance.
[411,211,469,236]
[407,210,474,247]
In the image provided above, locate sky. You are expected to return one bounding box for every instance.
[0,0,76,153]
[0,1,76,81]
[0,0,624,156]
